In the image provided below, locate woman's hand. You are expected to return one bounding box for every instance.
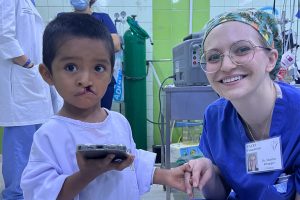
[185,158,228,199]
[12,55,34,68]
[111,34,121,52]
[187,157,215,190]
[184,158,215,198]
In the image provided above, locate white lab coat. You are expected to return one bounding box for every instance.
[0,0,53,126]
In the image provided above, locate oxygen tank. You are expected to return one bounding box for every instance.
[123,16,149,150]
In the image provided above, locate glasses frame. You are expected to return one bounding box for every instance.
[200,40,271,73]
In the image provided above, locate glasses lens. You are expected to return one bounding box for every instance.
[230,40,254,65]
[200,54,207,72]
[201,50,222,73]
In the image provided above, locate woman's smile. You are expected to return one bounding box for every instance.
[220,75,247,84]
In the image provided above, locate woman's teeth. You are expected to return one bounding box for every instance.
[222,75,243,83]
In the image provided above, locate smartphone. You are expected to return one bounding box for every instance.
[77,144,128,162]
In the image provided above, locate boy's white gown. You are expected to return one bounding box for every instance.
[21,110,156,200]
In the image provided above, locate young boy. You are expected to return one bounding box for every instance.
[20,13,190,200]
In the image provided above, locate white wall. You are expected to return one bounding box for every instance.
[36,0,153,59]
[36,0,154,150]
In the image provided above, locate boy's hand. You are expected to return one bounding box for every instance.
[76,152,134,180]
[153,164,192,193]
[57,153,134,200]
[168,163,193,192]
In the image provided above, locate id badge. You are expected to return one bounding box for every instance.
[245,136,283,173]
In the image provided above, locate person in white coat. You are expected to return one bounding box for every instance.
[0,0,54,199]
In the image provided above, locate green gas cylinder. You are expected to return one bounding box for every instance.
[123,16,149,150]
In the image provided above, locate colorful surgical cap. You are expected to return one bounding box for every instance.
[202,8,283,80]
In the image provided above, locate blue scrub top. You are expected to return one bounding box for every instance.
[92,12,117,34]
[200,82,300,200]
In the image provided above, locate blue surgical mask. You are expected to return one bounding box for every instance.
[70,0,89,11]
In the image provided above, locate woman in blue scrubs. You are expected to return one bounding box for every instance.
[185,8,300,200]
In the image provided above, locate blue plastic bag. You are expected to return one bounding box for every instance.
[113,51,124,102]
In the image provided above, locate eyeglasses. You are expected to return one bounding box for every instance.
[200,40,271,73]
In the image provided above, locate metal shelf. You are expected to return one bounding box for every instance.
[161,85,219,200]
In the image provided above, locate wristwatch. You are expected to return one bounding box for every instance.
[22,58,34,68]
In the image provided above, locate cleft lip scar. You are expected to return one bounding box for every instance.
[75,86,96,96]
[85,86,96,95]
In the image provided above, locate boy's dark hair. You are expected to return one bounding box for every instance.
[43,13,115,72]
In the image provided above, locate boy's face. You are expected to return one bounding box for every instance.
[41,37,112,110]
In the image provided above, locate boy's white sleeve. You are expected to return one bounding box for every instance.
[134,149,156,195]
[21,132,68,200]
[121,114,157,196]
